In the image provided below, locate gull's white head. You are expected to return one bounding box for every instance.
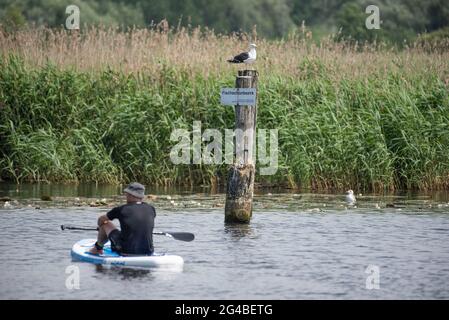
[346,190,354,195]
[249,43,257,49]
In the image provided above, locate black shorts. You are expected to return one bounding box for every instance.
[108,229,123,253]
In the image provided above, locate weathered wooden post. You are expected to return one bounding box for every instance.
[224,70,258,223]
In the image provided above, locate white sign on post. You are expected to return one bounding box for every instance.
[220,88,257,106]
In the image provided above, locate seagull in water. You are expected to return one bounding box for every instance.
[345,190,356,205]
[227,43,257,64]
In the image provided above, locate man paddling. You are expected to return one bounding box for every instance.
[89,182,156,256]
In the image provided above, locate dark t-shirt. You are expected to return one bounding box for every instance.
[106,202,156,254]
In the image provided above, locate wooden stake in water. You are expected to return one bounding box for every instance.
[225,70,258,223]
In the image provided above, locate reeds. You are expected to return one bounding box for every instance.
[1,24,448,81]
[0,25,448,190]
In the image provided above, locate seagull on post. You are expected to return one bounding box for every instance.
[227,43,257,64]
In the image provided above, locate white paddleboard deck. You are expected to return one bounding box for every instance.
[71,239,184,270]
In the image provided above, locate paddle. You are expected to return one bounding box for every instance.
[60,225,195,242]
[61,225,98,231]
[153,232,195,242]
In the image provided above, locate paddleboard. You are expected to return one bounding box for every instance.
[71,239,184,270]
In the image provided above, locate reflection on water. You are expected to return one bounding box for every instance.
[0,182,226,199]
[3,182,449,202]
[1,182,449,214]
[92,264,183,283]
[224,223,256,240]
[0,182,123,199]
[94,265,153,280]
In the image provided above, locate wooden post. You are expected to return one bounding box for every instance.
[224,70,258,223]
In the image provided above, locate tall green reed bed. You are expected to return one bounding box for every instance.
[0,55,448,190]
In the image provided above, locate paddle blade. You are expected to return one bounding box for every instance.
[154,232,195,242]
[169,232,195,242]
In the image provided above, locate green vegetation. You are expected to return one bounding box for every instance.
[416,27,449,53]
[0,25,448,190]
[0,0,448,43]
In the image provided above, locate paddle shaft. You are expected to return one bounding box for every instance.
[61,225,98,231]
[60,225,194,242]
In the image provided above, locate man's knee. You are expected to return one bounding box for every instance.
[97,215,109,227]
[100,221,117,236]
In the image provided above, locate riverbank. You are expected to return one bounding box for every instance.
[1,27,448,190]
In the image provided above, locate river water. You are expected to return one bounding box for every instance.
[0,183,448,299]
